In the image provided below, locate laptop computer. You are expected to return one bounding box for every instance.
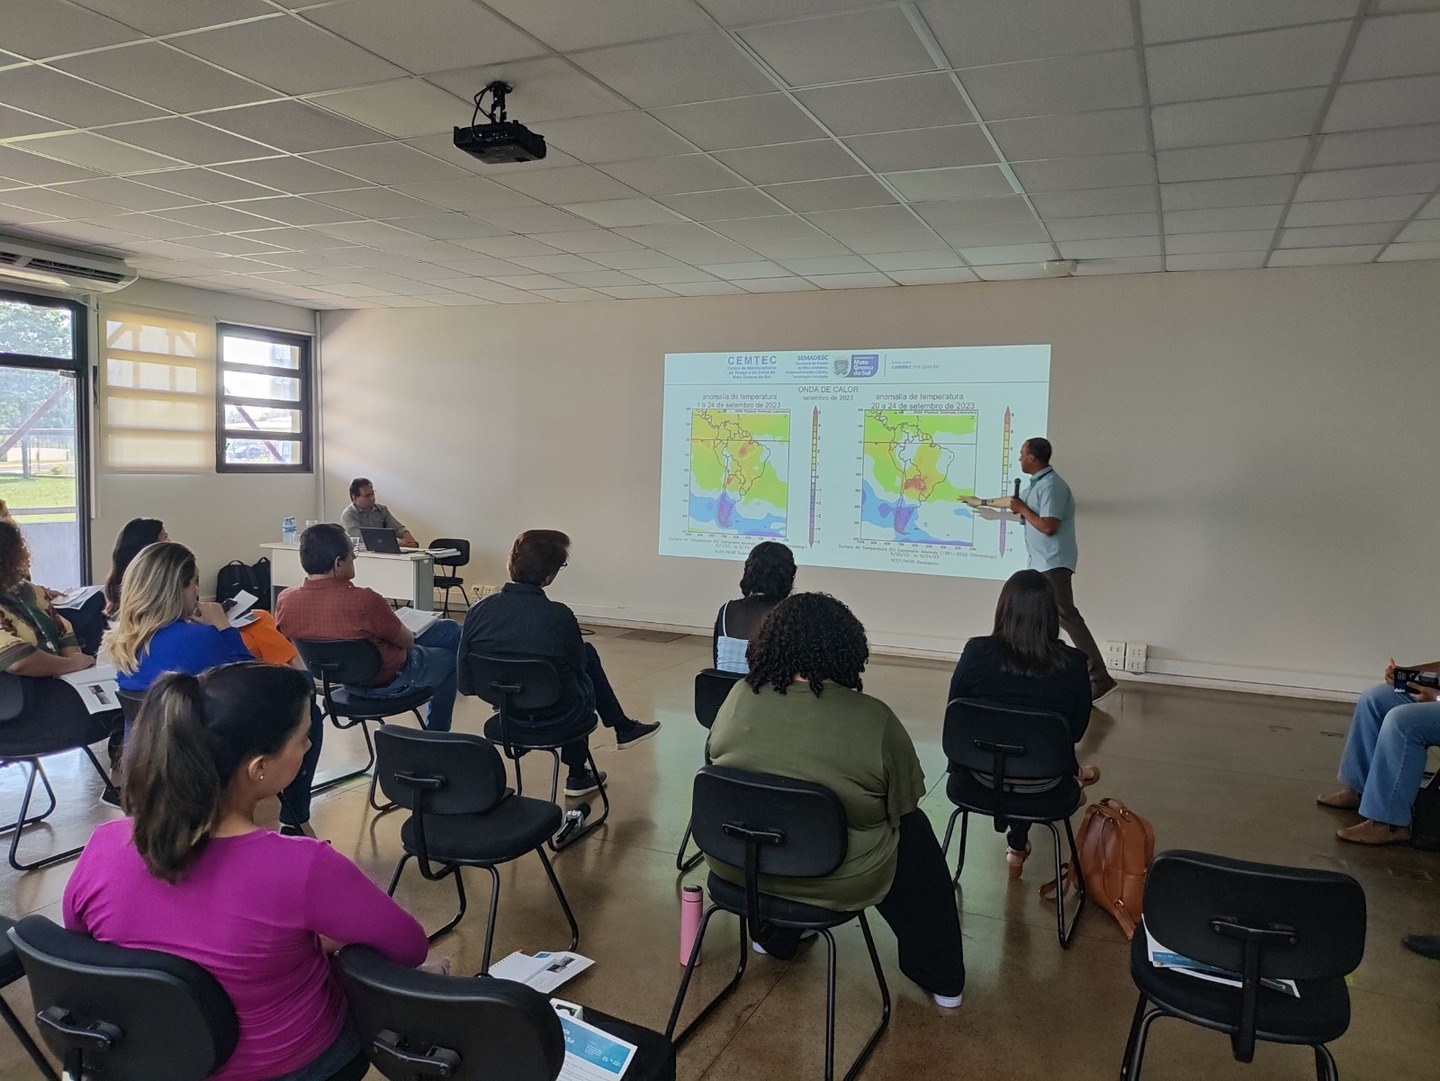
[359,527,402,554]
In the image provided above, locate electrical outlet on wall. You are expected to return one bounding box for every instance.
[469,584,499,601]
[1125,642,1147,674]
[1104,640,1127,670]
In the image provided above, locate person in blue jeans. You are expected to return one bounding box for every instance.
[1318,655,1440,845]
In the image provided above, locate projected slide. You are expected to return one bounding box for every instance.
[659,346,1050,580]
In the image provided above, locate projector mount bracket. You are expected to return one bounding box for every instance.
[472,81,512,126]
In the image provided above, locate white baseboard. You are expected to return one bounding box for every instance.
[568,604,1366,702]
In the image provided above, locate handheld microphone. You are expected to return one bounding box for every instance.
[1013,478,1022,499]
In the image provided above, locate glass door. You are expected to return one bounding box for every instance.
[0,293,88,589]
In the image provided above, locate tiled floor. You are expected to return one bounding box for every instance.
[2,628,1437,1079]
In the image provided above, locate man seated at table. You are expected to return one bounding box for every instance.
[458,529,659,796]
[340,478,417,549]
[276,523,460,731]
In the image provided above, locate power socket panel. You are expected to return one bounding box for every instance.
[1125,642,1148,674]
[1104,640,1127,670]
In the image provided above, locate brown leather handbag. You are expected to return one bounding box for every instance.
[1040,797,1155,939]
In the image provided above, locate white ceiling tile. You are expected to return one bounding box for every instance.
[1147,23,1350,104]
[794,74,974,137]
[1165,252,1268,271]
[218,157,362,194]
[1140,0,1356,42]
[156,203,284,232]
[0,104,66,141]
[956,243,1055,265]
[717,141,864,185]
[391,176,539,212]
[1375,0,1440,12]
[1268,245,1382,265]
[473,205,595,233]
[804,204,920,235]
[992,110,1148,161]
[1323,75,1440,131]
[1012,153,1156,192]
[747,235,855,259]
[1165,230,1275,254]
[921,0,1134,67]
[102,118,272,166]
[708,215,825,243]
[651,95,826,152]
[599,155,746,196]
[484,0,714,51]
[1156,139,1310,183]
[310,220,429,247]
[224,196,363,227]
[838,231,948,257]
[762,176,896,213]
[554,269,644,287]
[660,188,790,220]
[559,198,685,227]
[175,17,407,95]
[1284,195,1428,226]
[807,273,895,289]
[1150,89,1326,150]
[2,0,143,58]
[740,9,938,87]
[1313,125,1440,171]
[1294,162,1440,201]
[959,51,1143,120]
[489,165,639,204]
[139,167,276,202]
[1344,12,1440,80]
[666,281,747,295]
[201,101,386,154]
[306,80,466,139]
[595,284,678,298]
[457,235,562,257]
[863,250,965,271]
[885,165,1015,201]
[538,112,696,163]
[1280,223,1402,247]
[387,214,506,240]
[698,0,894,27]
[55,43,274,112]
[1030,185,1159,216]
[1378,240,1440,260]
[0,187,117,218]
[404,133,581,175]
[182,234,285,255]
[843,126,995,172]
[507,254,609,274]
[17,132,179,173]
[887,267,981,285]
[648,240,757,264]
[531,230,643,253]
[911,196,1036,227]
[1058,236,1160,258]
[303,143,466,186]
[973,263,1050,280]
[1162,205,1285,232]
[1072,255,1162,274]
[574,33,773,108]
[700,260,790,280]
[738,277,818,293]
[776,255,874,276]
[631,265,721,284]
[307,188,442,219]
[1046,213,1161,241]
[0,66,165,127]
[428,58,629,123]
[1395,218,1440,242]
[937,221,1053,249]
[68,0,273,34]
[52,178,197,213]
[305,0,543,75]
[1160,175,1295,210]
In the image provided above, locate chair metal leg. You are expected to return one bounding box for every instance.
[1123,1003,1165,1081]
[386,853,413,896]
[675,818,703,873]
[6,761,87,873]
[833,913,891,1081]
[0,993,59,1081]
[1119,993,1147,1080]
[667,905,749,1045]
[419,866,467,944]
[0,759,57,838]
[310,713,379,795]
[1314,1043,1338,1081]
[550,749,610,852]
[536,847,580,954]
[1047,818,1087,948]
[479,865,502,975]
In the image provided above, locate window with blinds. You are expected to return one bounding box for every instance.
[101,310,214,472]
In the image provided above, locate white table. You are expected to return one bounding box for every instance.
[260,543,437,611]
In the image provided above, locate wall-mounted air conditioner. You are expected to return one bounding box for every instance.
[0,234,136,294]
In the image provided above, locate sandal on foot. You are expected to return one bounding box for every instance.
[1006,843,1031,880]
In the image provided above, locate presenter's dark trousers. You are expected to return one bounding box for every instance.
[755,811,965,997]
[1041,567,1109,684]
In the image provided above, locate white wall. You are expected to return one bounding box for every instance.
[87,279,320,593]
[318,262,1440,693]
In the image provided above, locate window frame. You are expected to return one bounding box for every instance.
[215,323,314,474]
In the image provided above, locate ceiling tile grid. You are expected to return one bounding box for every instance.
[0,0,1431,309]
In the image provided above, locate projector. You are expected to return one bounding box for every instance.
[453,120,546,164]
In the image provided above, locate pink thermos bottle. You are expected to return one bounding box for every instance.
[680,885,703,967]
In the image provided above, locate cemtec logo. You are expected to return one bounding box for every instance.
[727,355,778,366]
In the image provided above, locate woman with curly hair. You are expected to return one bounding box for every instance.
[706,592,965,1008]
[711,541,796,673]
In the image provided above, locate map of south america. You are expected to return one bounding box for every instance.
[860,409,978,545]
[688,410,789,537]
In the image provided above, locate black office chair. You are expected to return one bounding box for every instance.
[375,726,579,968]
[463,653,610,851]
[675,668,745,872]
[0,916,57,1080]
[666,766,890,1081]
[939,697,1087,947]
[295,639,432,811]
[336,945,676,1081]
[1121,850,1366,1081]
[7,915,238,1081]
[0,674,119,872]
[428,538,470,617]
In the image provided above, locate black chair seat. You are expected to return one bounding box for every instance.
[331,685,432,720]
[435,572,463,585]
[483,711,597,750]
[583,1007,677,1081]
[946,768,1083,821]
[399,795,562,864]
[0,916,24,985]
[706,872,861,930]
[1129,922,1351,1046]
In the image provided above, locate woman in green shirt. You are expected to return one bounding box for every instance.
[707,592,965,1008]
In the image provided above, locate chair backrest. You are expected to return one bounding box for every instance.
[7,915,238,1081]
[295,639,383,688]
[428,538,470,569]
[694,669,745,730]
[375,725,508,816]
[692,765,848,880]
[941,697,1075,782]
[1143,849,1366,1063]
[463,653,564,715]
[337,944,564,1081]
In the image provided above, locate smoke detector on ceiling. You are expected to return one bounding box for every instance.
[1044,259,1078,277]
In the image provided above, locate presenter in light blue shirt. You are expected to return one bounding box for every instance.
[1008,437,1117,700]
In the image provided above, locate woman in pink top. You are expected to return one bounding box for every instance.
[63,663,429,1081]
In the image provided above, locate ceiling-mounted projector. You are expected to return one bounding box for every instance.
[453,81,546,164]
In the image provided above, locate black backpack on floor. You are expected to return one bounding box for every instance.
[215,557,272,611]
